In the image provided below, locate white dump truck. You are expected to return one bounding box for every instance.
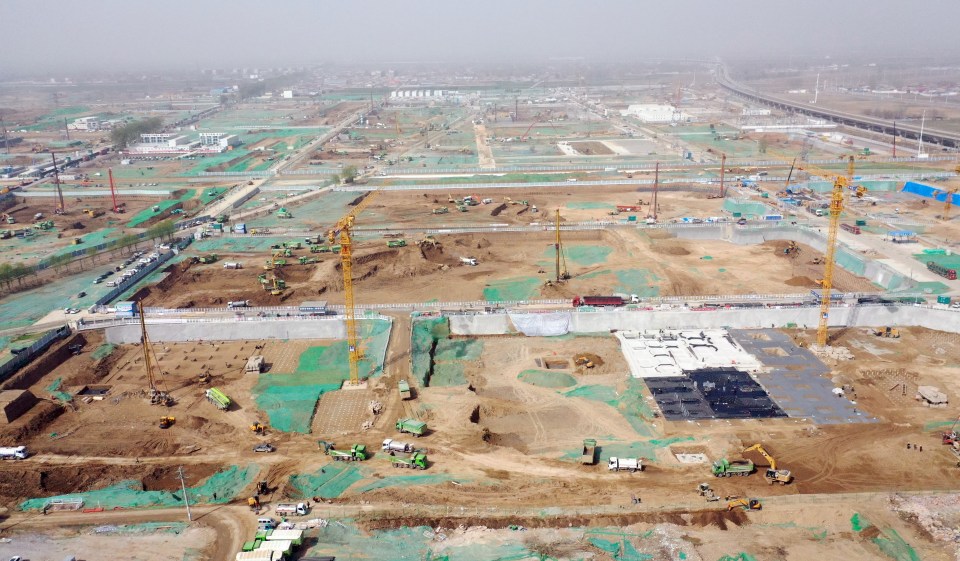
[382,438,415,454]
[227,300,251,308]
[459,257,478,266]
[608,457,642,472]
[274,502,308,516]
[0,446,28,460]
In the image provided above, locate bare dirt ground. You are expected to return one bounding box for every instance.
[136,229,872,310]
[0,524,216,561]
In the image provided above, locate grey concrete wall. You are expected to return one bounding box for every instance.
[105,317,359,343]
[447,305,960,336]
[448,314,514,335]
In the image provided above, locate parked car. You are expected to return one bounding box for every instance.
[253,443,276,453]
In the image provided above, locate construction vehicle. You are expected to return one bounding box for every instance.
[553,209,572,282]
[575,355,595,369]
[298,256,317,265]
[159,416,175,429]
[248,497,261,511]
[396,418,426,437]
[927,261,958,280]
[198,254,219,264]
[276,207,293,219]
[387,239,407,248]
[697,482,720,502]
[205,387,231,411]
[456,204,468,212]
[873,327,901,338]
[432,207,449,214]
[460,256,478,266]
[327,443,368,462]
[783,241,800,255]
[581,439,597,465]
[3,214,14,224]
[275,503,309,516]
[743,444,792,485]
[382,438,415,454]
[398,379,412,400]
[250,422,266,434]
[0,446,29,460]
[711,458,754,477]
[137,302,174,407]
[573,295,636,307]
[608,457,642,472]
[34,220,54,230]
[390,451,428,470]
[727,498,762,511]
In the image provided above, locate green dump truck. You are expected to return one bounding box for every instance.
[390,451,428,470]
[205,388,231,411]
[396,418,426,437]
[711,458,755,477]
[580,439,598,465]
[328,443,367,462]
[398,380,412,400]
[387,239,407,248]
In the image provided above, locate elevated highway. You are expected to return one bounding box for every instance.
[717,64,960,149]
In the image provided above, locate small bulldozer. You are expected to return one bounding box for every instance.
[159,416,175,429]
[874,327,900,338]
[250,422,267,435]
[575,355,595,369]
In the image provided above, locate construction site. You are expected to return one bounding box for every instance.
[2,47,960,561]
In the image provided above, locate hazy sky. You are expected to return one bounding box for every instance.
[2,0,960,73]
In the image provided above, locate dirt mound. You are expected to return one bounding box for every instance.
[354,249,398,266]
[476,238,492,249]
[490,203,507,216]
[785,276,817,287]
[651,242,690,256]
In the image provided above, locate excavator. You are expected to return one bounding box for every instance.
[873,326,900,338]
[727,498,762,511]
[743,443,793,485]
[250,422,267,435]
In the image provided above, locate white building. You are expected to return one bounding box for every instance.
[128,133,198,154]
[621,104,689,123]
[199,132,240,151]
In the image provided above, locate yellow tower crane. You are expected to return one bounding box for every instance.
[327,190,381,386]
[767,154,856,347]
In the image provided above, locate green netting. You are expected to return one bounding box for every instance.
[615,269,660,298]
[716,554,758,561]
[431,362,467,386]
[543,245,611,266]
[126,190,196,227]
[588,538,654,561]
[355,474,458,493]
[566,202,615,210]
[287,464,363,499]
[252,319,391,433]
[411,317,450,387]
[562,378,657,437]
[851,513,872,532]
[901,281,951,295]
[91,343,116,360]
[723,199,769,217]
[244,189,361,230]
[873,529,921,561]
[0,266,124,331]
[19,464,258,510]
[482,276,541,301]
[45,378,72,402]
[50,228,118,258]
[915,252,960,270]
[433,338,483,362]
[518,369,577,388]
[834,248,868,277]
[923,419,959,431]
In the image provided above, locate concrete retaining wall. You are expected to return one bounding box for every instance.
[105,317,360,343]
[448,305,960,336]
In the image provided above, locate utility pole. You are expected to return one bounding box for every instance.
[653,162,660,220]
[64,118,70,141]
[0,112,8,154]
[177,466,193,521]
[719,153,726,198]
[892,121,897,159]
[50,152,65,214]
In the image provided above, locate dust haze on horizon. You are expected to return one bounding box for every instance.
[2,0,960,74]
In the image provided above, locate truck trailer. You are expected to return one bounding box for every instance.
[390,451,428,470]
[382,438,415,454]
[927,261,958,280]
[608,457,642,472]
[396,418,426,437]
[0,446,28,460]
[274,503,309,516]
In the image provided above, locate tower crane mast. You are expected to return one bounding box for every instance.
[328,190,381,386]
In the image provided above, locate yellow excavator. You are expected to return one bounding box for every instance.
[743,443,793,485]
[159,416,175,429]
[250,422,266,434]
[727,498,762,511]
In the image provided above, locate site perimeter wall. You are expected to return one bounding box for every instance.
[448,305,960,335]
[668,224,912,291]
[104,317,354,343]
